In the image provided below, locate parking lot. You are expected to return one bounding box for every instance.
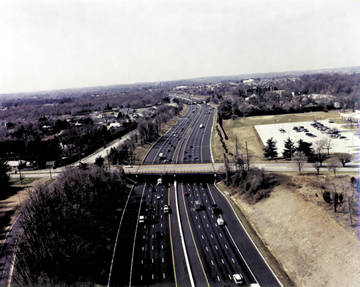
[255,120,360,155]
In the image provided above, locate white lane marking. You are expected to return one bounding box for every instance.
[162,257,164,263]
[161,223,163,228]
[141,260,143,264]
[141,275,143,281]
[203,215,206,219]
[195,216,198,219]
[206,224,209,228]
[152,274,154,280]
[163,273,166,279]
[210,234,214,239]
[152,224,155,228]
[152,234,154,239]
[198,224,201,229]
[160,215,163,219]
[219,233,223,238]
[217,275,221,282]
[161,244,164,249]
[211,215,214,219]
[225,244,228,249]
[205,246,209,252]
[221,258,225,264]
[232,257,235,263]
[228,274,232,280]
[152,258,154,263]
[215,245,218,250]
[211,260,214,266]
[142,246,144,251]
[143,235,145,239]
[201,234,205,239]
[152,245,154,250]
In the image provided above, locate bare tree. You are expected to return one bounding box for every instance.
[313,139,328,167]
[328,158,340,176]
[337,153,352,167]
[312,161,321,175]
[293,151,307,175]
[325,138,332,156]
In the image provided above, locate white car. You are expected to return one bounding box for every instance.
[163,205,170,214]
[217,216,225,226]
[139,215,145,224]
[233,273,244,285]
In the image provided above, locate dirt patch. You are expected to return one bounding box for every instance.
[227,174,360,287]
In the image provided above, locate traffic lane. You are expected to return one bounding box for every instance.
[148,106,199,164]
[198,183,255,285]
[182,109,208,163]
[169,184,191,287]
[177,182,209,287]
[110,184,145,286]
[208,184,282,287]
[188,183,252,286]
[143,106,194,164]
[185,184,230,286]
[131,184,174,286]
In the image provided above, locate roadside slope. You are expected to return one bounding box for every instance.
[234,187,360,287]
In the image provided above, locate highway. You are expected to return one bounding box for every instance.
[3,103,283,286]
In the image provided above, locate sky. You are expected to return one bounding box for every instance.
[0,0,359,94]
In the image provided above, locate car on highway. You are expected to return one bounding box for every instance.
[184,191,189,196]
[139,215,145,224]
[233,273,244,285]
[163,205,170,214]
[199,124,204,129]
[216,216,225,226]
[195,200,204,211]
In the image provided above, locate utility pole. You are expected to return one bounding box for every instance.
[245,141,250,171]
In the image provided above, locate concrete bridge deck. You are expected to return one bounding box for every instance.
[122,163,230,175]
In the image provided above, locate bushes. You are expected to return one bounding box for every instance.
[14,166,129,285]
[226,167,277,203]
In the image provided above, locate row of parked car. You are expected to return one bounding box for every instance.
[290,125,317,138]
[311,121,347,139]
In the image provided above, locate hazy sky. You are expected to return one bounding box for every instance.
[0,0,359,94]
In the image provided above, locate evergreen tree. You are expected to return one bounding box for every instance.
[297,139,314,160]
[282,138,296,159]
[263,138,278,160]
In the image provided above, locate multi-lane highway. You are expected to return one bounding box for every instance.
[109,103,282,287]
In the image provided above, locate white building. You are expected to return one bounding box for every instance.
[340,110,360,123]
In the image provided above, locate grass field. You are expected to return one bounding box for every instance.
[212,110,344,163]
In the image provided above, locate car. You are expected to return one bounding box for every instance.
[233,273,244,285]
[163,205,170,214]
[217,216,225,226]
[156,195,161,199]
[279,128,286,133]
[199,124,204,129]
[139,215,145,224]
[340,136,346,139]
[184,191,189,196]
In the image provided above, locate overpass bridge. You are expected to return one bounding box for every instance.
[122,163,232,175]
